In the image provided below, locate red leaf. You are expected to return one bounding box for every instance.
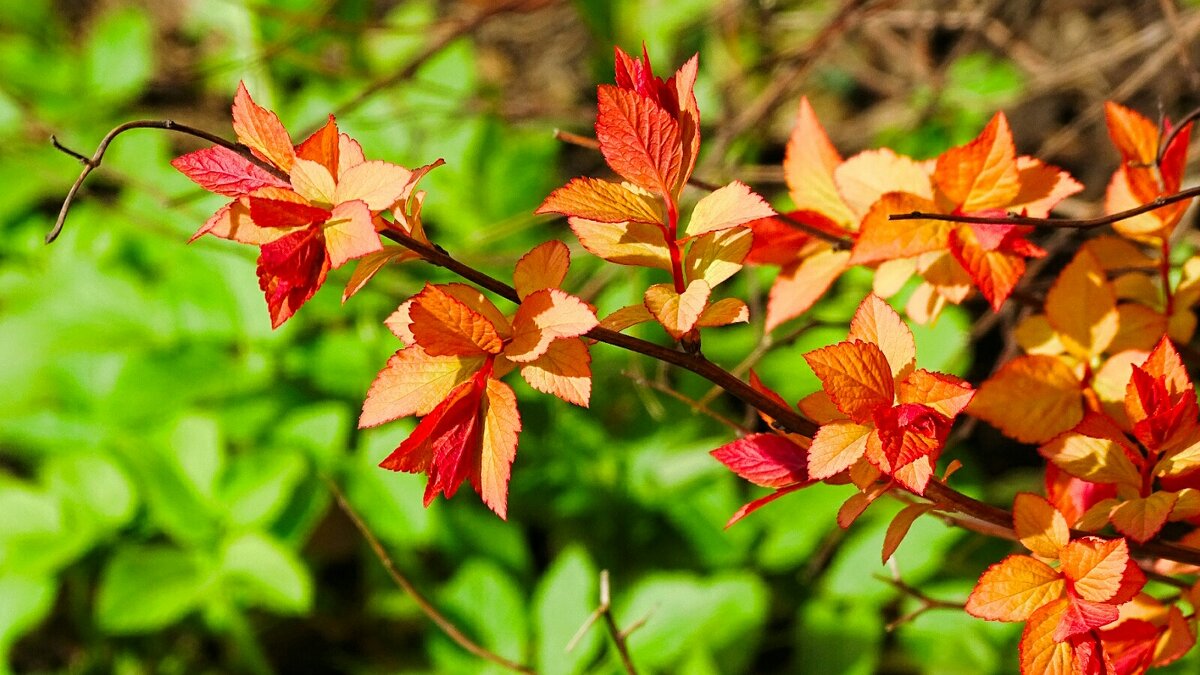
[381,374,487,507]
[595,85,682,196]
[256,226,330,328]
[249,197,331,229]
[710,433,808,488]
[724,484,804,528]
[1053,594,1120,643]
[172,145,289,196]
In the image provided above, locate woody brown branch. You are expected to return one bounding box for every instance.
[49,120,1200,576]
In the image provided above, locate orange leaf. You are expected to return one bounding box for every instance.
[834,148,933,219]
[882,502,935,563]
[1013,493,1070,559]
[969,355,1083,443]
[518,337,592,407]
[1009,156,1083,218]
[1105,101,1159,165]
[595,85,682,196]
[295,115,339,176]
[806,421,873,479]
[1111,492,1177,544]
[1044,249,1118,358]
[696,298,749,327]
[1060,537,1129,603]
[804,340,895,424]
[193,199,289,245]
[783,97,855,227]
[947,224,1027,311]
[643,280,710,339]
[599,303,653,333]
[324,199,381,269]
[1038,431,1142,491]
[684,181,775,237]
[1154,606,1195,666]
[536,177,664,225]
[408,285,504,356]
[798,390,848,425]
[569,217,671,270]
[1018,598,1075,675]
[965,554,1064,622]
[896,369,974,417]
[232,82,295,172]
[505,289,598,363]
[334,160,415,211]
[1105,166,1171,239]
[764,249,851,332]
[685,226,753,287]
[344,246,419,301]
[513,240,571,300]
[837,491,875,529]
[1126,336,1192,422]
[358,347,486,427]
[849,192,948,265]
[477,378,522,519]
[848,293,915,379]
[933,112,1020,212]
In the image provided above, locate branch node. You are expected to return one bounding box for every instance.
[50,135,92,165]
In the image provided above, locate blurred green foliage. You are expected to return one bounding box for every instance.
[0,0,1142,673]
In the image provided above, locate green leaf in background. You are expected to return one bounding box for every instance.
[894,579,1014,675]
[796,599,883,675]
[619,572,768,672]
[533,546,601,675]
[95,545,210,634]
[346,425,438,548]
[0,482,84,576]
[271,402,352,470]
[41,450,137,533]
[0,575,55,671]
[84,7,153,104]
[218,532,312,615]
[219,449,307,528]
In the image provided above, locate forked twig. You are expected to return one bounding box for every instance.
[322,476,534,674]
[47,120,288,244]
[887,183,1200,231]
[566,570,640,675]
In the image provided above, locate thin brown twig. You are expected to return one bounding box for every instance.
[703,0,888,168]
[322,475,535,674]
[624,370,751,433]
[332,0,526,119]
[50,121,1200,572]
[887,183,1200,230]
[47,120,289,244]
[876,574,963,631]
[1157,103,1200,165]
[598,571,639,675]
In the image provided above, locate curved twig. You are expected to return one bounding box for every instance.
[887,183,1200,230]
[323,476,535,674]
[47,120,289,244]
[51,121,1200,575]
